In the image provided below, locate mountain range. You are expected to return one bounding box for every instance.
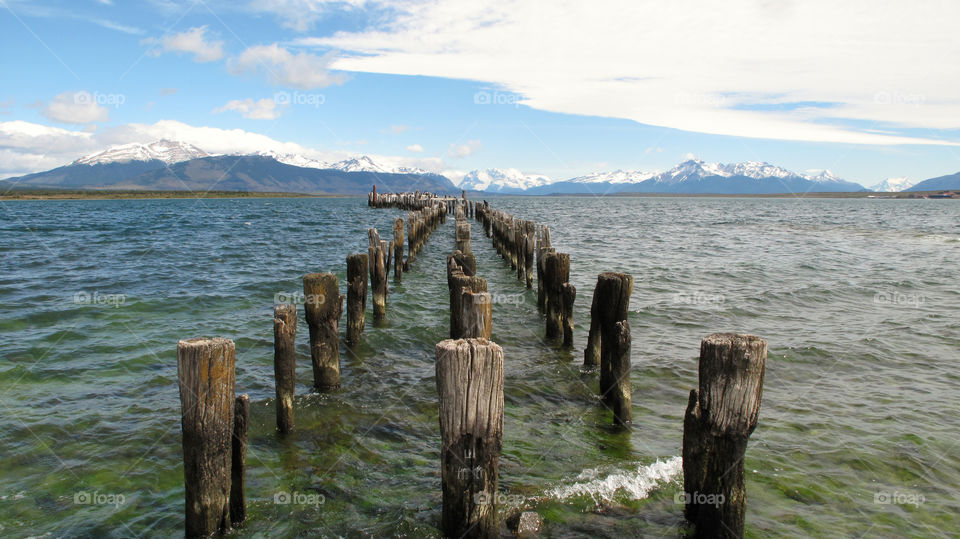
[2,139,958,195]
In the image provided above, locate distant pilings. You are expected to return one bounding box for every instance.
[436,338,504,538]
[683,333,767,538]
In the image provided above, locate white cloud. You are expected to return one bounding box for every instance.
[389,124,410,134]
[146,26,224,62]
[229,44,347,89]
[305,0,960,146]
[406,143,423,153]
[448,139,481,159]
[213,98,285,120]
[42,91,110,124]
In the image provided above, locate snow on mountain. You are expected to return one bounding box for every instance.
[803,169,847,184]
[459,168,553,192]
[253,149,329,169]
[72,139,208,165]
[870,177,914,192]
[722,161,796,179]
[569,169,658,184]
[330,156,390,173]
[393,166,431,175]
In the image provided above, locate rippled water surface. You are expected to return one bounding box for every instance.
[0,196,958,537]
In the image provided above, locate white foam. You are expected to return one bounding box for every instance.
[543,456,682,504]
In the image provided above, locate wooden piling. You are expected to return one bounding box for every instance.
[682,333,767,538]
[460,291,493,339]
[436,339,504,539]
[543,252,571,342]
[448,267,488,339]
[303,273,343,389]
[609,321,631,426]
[177,337,236,538]
[346,253,368,344]
[393,218,404,280]
[272,304,297,433]
[368,229,388,320]
[593,273,633,405]
[230,394,249,527]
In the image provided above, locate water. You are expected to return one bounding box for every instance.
[0,196,957,537]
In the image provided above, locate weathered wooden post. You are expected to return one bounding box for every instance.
[456,221,471,254]
[561,282,576,347]
[273,304,297,433]
[609,321,631,426]
[230,394,249,527]
[393,218,404,280]
[543,251,571,342]
[436,339,504,539]
[449,269,488,339]
[683,333,767,538]
[593,273,633,405]
[346,253,368,344]
[461,291,492,340]
[303,273,343,389]
[368,229,388,320]
[177,337,236,538]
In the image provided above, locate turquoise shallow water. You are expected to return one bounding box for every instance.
[0,196,958,537]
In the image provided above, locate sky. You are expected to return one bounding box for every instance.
[2,0,959,187]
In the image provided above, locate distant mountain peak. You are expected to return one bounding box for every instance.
[459,168,553,192]
[73,139,208,166]
[870,177,914,192]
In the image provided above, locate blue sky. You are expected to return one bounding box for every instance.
[2,0,959,187]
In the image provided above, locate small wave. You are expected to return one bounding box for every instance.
[543,456,682,504]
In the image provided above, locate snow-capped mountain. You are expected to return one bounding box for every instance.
[568,170,658,184]
[870,177,914,192]
[252,149,329,170]
[73,139,208,165]
[723,161,796,179]
[459,168,553,193]
[803,169,848,185]
[330,156,389,173]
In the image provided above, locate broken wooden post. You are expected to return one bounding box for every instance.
[393,218,404,280]
[230,394,249,527]
[177,337,236,538]
[436,339,504,539]
[303,273,343,389]
[346,253,368,345]
[609,321,631,426]
[273,304,297,434]
[456,220,471,254]
[562,282,576,347]
[449,269,488,339]
[594,273,633,406]
[683,333,767,538]
[460,291,492,340]
[368,229,388,320]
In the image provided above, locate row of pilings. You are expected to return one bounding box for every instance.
[174,188,767,539]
